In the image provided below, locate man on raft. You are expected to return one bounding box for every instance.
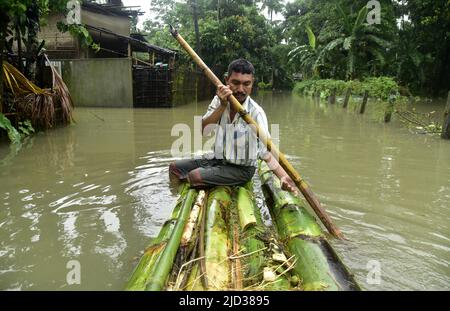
[169,58,298,195]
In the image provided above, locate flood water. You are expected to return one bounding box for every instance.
[1,92,449,290]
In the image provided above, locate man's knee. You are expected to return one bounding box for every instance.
[187,169,204,187]
[169,162,182,179]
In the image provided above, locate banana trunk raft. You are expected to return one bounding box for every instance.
[125,161,361,291]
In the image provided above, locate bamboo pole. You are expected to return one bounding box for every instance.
[168,25,344,239]
[441,91,450,139]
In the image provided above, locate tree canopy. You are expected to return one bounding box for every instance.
[142,0,449,96]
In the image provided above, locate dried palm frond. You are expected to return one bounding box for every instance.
[2,61,48,96]
[3,58,74,130]
[15,92,55,129]
[44,54,74,125]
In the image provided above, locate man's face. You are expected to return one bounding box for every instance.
[226,72,254,103]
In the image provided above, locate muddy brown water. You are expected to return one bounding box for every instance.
[0,92,449,290]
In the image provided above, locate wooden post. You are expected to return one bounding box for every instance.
[384,92,395,123]
[328,88,336,104]
[343,87,351,108]
[441,91,450,139]
[313,91,320,104]
[360,90,369,114]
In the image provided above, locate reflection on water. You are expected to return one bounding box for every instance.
[0,93,449,290]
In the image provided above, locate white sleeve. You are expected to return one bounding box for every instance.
[256,111,270,160]
[202,95,221,120]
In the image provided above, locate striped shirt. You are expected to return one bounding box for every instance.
[202,95,270,167]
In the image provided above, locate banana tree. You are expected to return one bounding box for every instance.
[319,5,390,80]
[288,26,322,79]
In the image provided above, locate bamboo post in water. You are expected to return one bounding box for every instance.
[343,88,351,109]
[384,92,395,123]
[441,91,450,139]
[360,90,369,114]
[168,25,344,239]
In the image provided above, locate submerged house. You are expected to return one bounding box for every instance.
[39,0,177,107]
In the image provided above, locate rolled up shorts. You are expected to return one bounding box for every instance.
[170,155,256,187]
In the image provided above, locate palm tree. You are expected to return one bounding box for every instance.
[260,0,283,22]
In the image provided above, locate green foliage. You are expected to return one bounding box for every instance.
[287,25,321,79]
[138,0,448,95]
[294,79,349,98]
[293,76,410,122]
[1,1,100,61]
[0,112,21,143]
[142,0,292,89]
[0,113,36,144]
[57,22,100,52]
[294,77,401,100]
[292,79,317,96]
[305,26,316,50]
[257,81,272,90]
[393,0,450,96]
[361,77,398,100]
[283,0,448,96]
[18,120,35,136]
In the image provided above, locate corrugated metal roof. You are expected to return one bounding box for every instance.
[86,25,177,56]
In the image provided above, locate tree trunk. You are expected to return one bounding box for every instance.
[270,59,274,88]
[217,0,220,22]
[441,91,450,139]
[16,24,23,72]
[192,0,201,55]
[25,0,40,81]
